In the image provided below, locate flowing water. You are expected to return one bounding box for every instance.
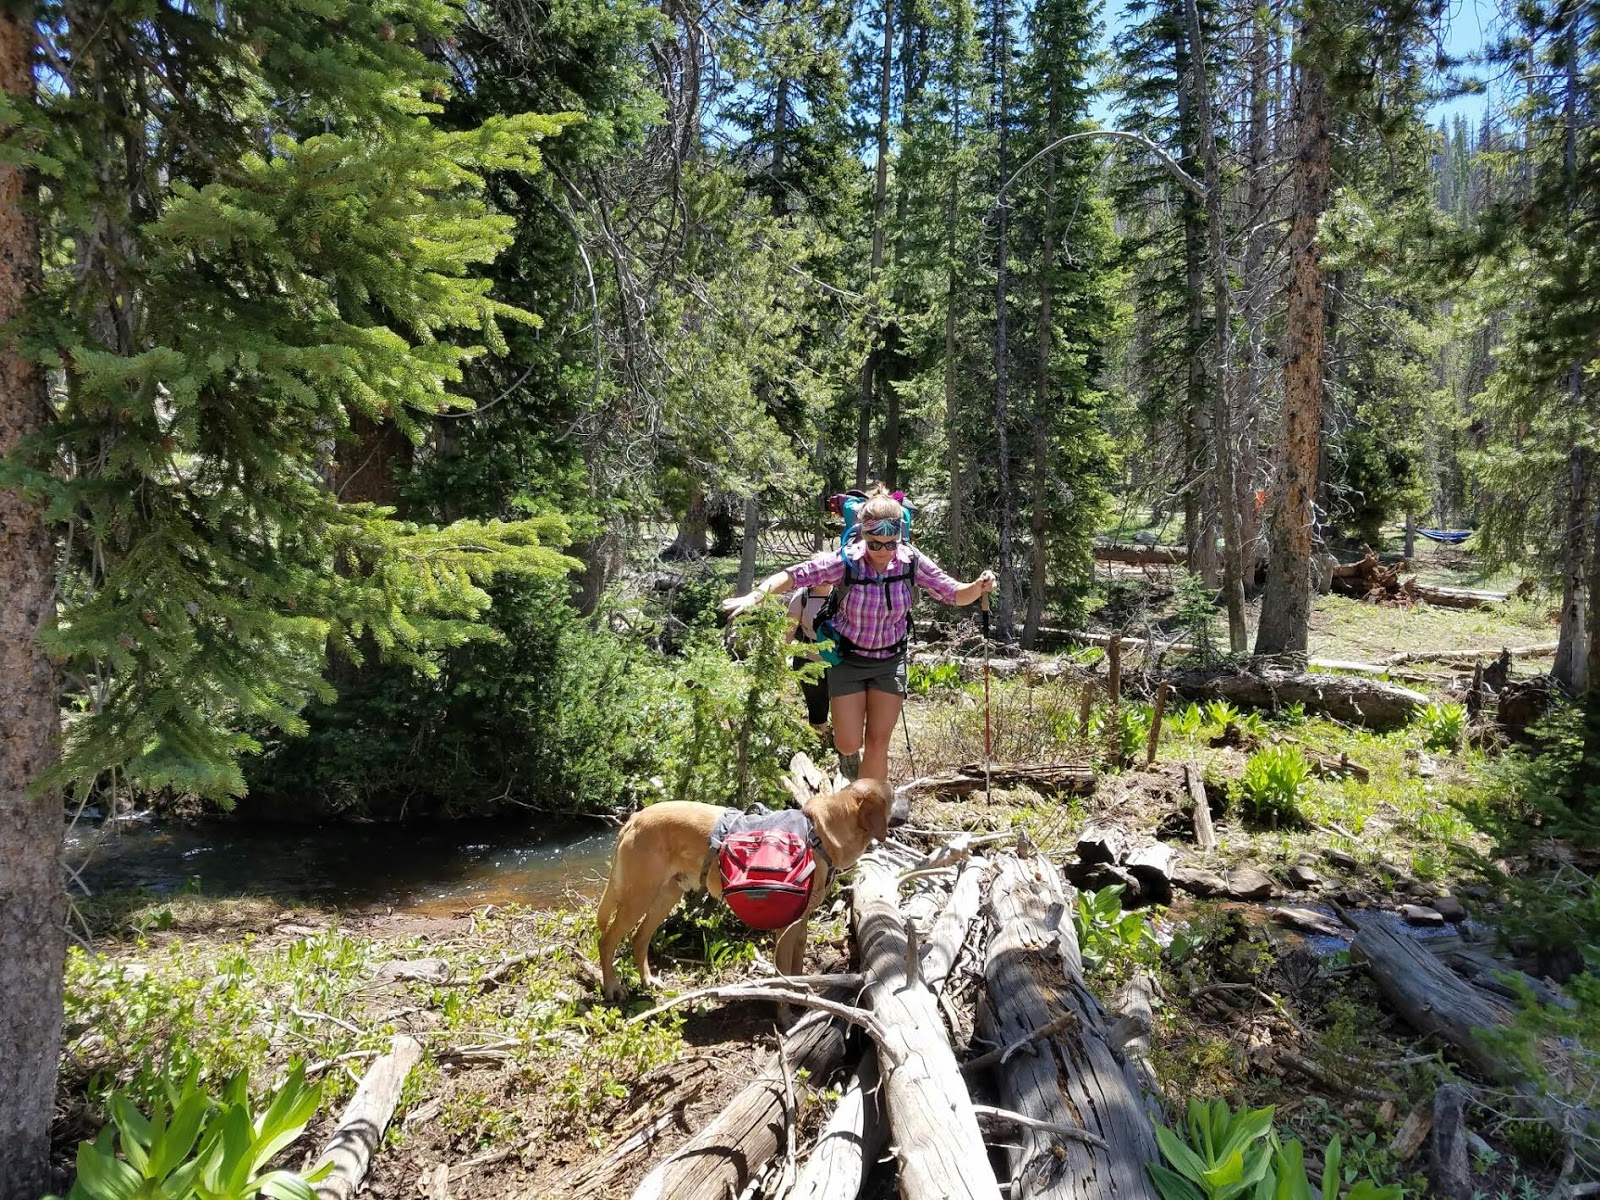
[66,814,616,916]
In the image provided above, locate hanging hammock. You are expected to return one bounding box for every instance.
[1416,529,1472,545]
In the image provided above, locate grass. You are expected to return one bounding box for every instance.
[1307,593,1554,662]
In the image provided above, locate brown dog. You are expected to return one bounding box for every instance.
[596,779,892,1001]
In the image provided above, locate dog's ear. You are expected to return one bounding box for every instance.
[854,780,891,843]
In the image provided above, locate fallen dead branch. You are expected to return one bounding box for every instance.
[309,1034,424,1200]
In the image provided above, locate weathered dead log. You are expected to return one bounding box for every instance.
[1382,642,1557,667]
[898,762,1096,800]
[1351,921,1513,1083]
[1430,1085,1473,1200]
[919,857,991,995]
[1410,582,1507,610]
[853,852,1001,1200]
[629,1003,851,1200]
[310,1035,424,1200]
[1430,942,1574,1011]
[1163,667,1428,728]
[1298,747,1371,784]
[1184,763,1218,852]
[783,1051,885,1200]
[1109,972,1164,1119]
[977,855,1162,1200]
[1094,544,1187,565]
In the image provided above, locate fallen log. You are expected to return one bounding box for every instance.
[310,1034,424,1200]
[977,855,1162,1200]
[1094,543,1187,565]
[1430,1085,1473,1200]
[1184,763,1218,852]
[1163,667,1428,728]
[853,851,1001,1200]
[898,761,1097,800]
[1351,921,1515,1083]
[1382,642,1558,667]
[629,1003,851,1200]
[783,1051,885,1200]
[1410,582,1508,610]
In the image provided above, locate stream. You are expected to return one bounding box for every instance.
[66,814,616,917]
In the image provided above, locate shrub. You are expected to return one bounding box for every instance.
[1237,744,1312,827]
[1415,701,1467,753]
[908,660,963,696]
[1074,885,1160,973]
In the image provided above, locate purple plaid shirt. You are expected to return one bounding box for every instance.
[789,543,960,656]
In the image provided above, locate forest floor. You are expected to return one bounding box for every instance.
[53,572,1579,1200]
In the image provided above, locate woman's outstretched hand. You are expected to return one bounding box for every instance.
[722,590,763,619]
[977,570,997,594]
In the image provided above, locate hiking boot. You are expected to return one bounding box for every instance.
[837,750,861,782]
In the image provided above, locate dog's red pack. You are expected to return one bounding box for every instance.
[718,830,816,930]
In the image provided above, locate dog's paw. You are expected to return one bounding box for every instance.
[601,980,627,1003]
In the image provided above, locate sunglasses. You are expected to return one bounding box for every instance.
[865,538,901,551]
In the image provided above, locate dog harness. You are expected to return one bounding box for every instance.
[707,807,835,931]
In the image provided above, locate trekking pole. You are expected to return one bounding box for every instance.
[899,705,918,780]
[981,592,992,805]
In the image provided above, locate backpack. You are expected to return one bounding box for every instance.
[718,829,817,930]
[813,550,918,665]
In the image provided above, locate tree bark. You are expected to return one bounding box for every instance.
[311,1036,424,1200]
[1162,667,1428,727]
[0,11,68,1197]
[631,1004,851,1200]
[978,856,1162,1199]
[852,851,1001,1200]
[1553,445,1589,693]
[1024,79,1061,650]
[664,486,709,560]
[737,495,760,594]
[1185,0,1247,652]
[1177,20,1218,590]
[1255,33,1331,660]
[992,0,1016,641]
[857,0,895,488]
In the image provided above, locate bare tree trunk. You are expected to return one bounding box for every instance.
[1237,4,1273,588]
[1554,36,1588,695]
[1024,83,1060,650]
[1185,0,1246,653]
[857,0,895,488]
[665,486,709,559]
[1177,24,1218,589]
[1255,40,1330,660]
[992,0,1016,641]
[737,496,760,594]
[1554,445,1589,693]
[0,12,68,1197]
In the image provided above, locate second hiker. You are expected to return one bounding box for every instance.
[724,493,996,782]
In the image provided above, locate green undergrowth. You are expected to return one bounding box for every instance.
[59,905,698,1152]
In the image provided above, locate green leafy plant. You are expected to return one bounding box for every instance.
[1171,702,1205,738]
[1074,885,1160,972]
[1415,701,1467,753]
[1118,703,1155,765]
[1175,570,1220,665]
[1148,1099,1403,1200]
[50,1065,329,1200]
[1238,744,1313,827]
[1203,700,1240,731]
[908,660,963,696]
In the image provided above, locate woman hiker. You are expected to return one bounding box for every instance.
[787,581,835,741]
[724,494,996,782]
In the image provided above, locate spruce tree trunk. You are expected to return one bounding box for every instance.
[1238,6,1272,588]
[1177,22,1218,589]
[857,0,895,489]
[1554,444,1589,693]
[1024,87,1061,650]
[1255,42,1331,660]
[944,83,967,569]
[991,0,1016,640]
[1185,0,1247,652]
[666,486,709,559]
[0,11,68,1197]
[737,496,760,594]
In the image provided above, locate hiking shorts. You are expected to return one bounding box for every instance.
[828,651,908,699]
